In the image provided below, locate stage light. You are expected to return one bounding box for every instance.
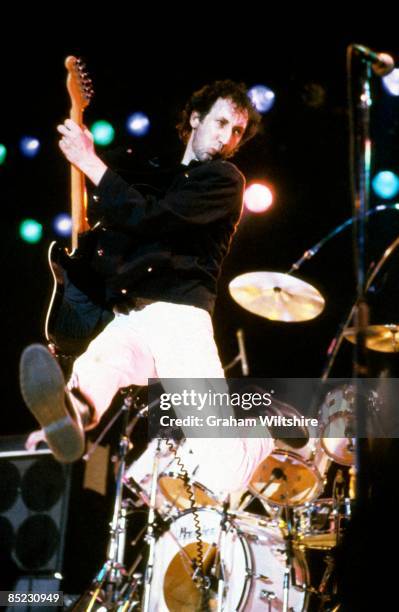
[126,112,150,137]
[244,183,273,213]
[247,85,275,114]
[90,120,115,146]
[0,144,7,165]
[53,213,72,237]
[382,68,399,96]
[372,171,399,199]
[19,219,43,244]
[20,137,40,158]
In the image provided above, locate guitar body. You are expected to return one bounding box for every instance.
[45,232,113,355]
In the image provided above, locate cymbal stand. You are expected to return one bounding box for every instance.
[321,234,399,381]
[224,329,249,376]
[216,496,230,612]
[282,506,295,612]
[84,387,141,610]
[141,438,163,612]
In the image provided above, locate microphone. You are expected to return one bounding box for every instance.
[352,44,395,76]
[236,328,249,376]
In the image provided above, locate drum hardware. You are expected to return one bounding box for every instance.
[116,562,143,611]
[75,387,144,611]
[224,328,249,375]
[281,506,301,612]
[260,589,277,612]
[216,496,231,612]
[141,438,164,612]
[322,233,399,380]
[349,465,356,500]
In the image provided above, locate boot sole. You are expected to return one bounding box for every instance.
[19,344,84,463]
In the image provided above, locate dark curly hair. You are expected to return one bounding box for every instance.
[176,80,261,150]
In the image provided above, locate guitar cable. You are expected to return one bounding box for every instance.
[163,438,211,610]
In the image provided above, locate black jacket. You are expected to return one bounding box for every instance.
[87,158,245,313]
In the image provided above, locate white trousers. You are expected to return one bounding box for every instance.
[69,302,273,492]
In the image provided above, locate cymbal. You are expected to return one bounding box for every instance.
[229,272,325,322]
[344,324,399,353]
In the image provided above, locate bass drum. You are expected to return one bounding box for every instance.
[148,508,308,611]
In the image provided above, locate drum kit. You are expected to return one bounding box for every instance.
[73,268,396,611]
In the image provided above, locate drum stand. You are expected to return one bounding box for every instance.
[216,496,231,612]
[141,438,164,612]
[80,387,143,611]
[282,507,296,612]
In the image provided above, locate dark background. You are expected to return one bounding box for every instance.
[2,30,399,437]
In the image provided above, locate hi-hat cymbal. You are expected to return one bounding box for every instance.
[229,271,325,322]
[344,324,399,353]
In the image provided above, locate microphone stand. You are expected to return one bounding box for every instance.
[347,43,375,504]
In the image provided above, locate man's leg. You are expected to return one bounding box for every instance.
[133,303,274,492]
[20,312,157,462]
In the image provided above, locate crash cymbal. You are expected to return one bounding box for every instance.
[344,324,399,353]
[229,272,325,322]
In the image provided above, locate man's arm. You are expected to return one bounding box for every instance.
[57,119,245,235]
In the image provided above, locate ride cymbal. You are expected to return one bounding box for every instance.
[229,272,325,322]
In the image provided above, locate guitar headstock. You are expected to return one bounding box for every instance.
[65,56,94,113]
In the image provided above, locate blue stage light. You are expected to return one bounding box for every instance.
[372,171,399,199]
[126,112,150,137]
[20,137,40,158]
[53,213,72,237]
[248,85,275,114]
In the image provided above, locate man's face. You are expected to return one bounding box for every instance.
[189,97,249,162]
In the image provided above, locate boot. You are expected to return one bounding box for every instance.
[19,344,90,463]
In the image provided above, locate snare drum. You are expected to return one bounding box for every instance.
[248,438,330,507]
[124,439,222,516]
[148,507,308,611]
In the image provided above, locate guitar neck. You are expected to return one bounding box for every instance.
[70,106,89,251]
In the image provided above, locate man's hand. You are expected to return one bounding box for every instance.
[25,429,46,451]
[57,119,108,186]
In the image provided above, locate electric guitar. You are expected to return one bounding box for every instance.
[45,57,112,356]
